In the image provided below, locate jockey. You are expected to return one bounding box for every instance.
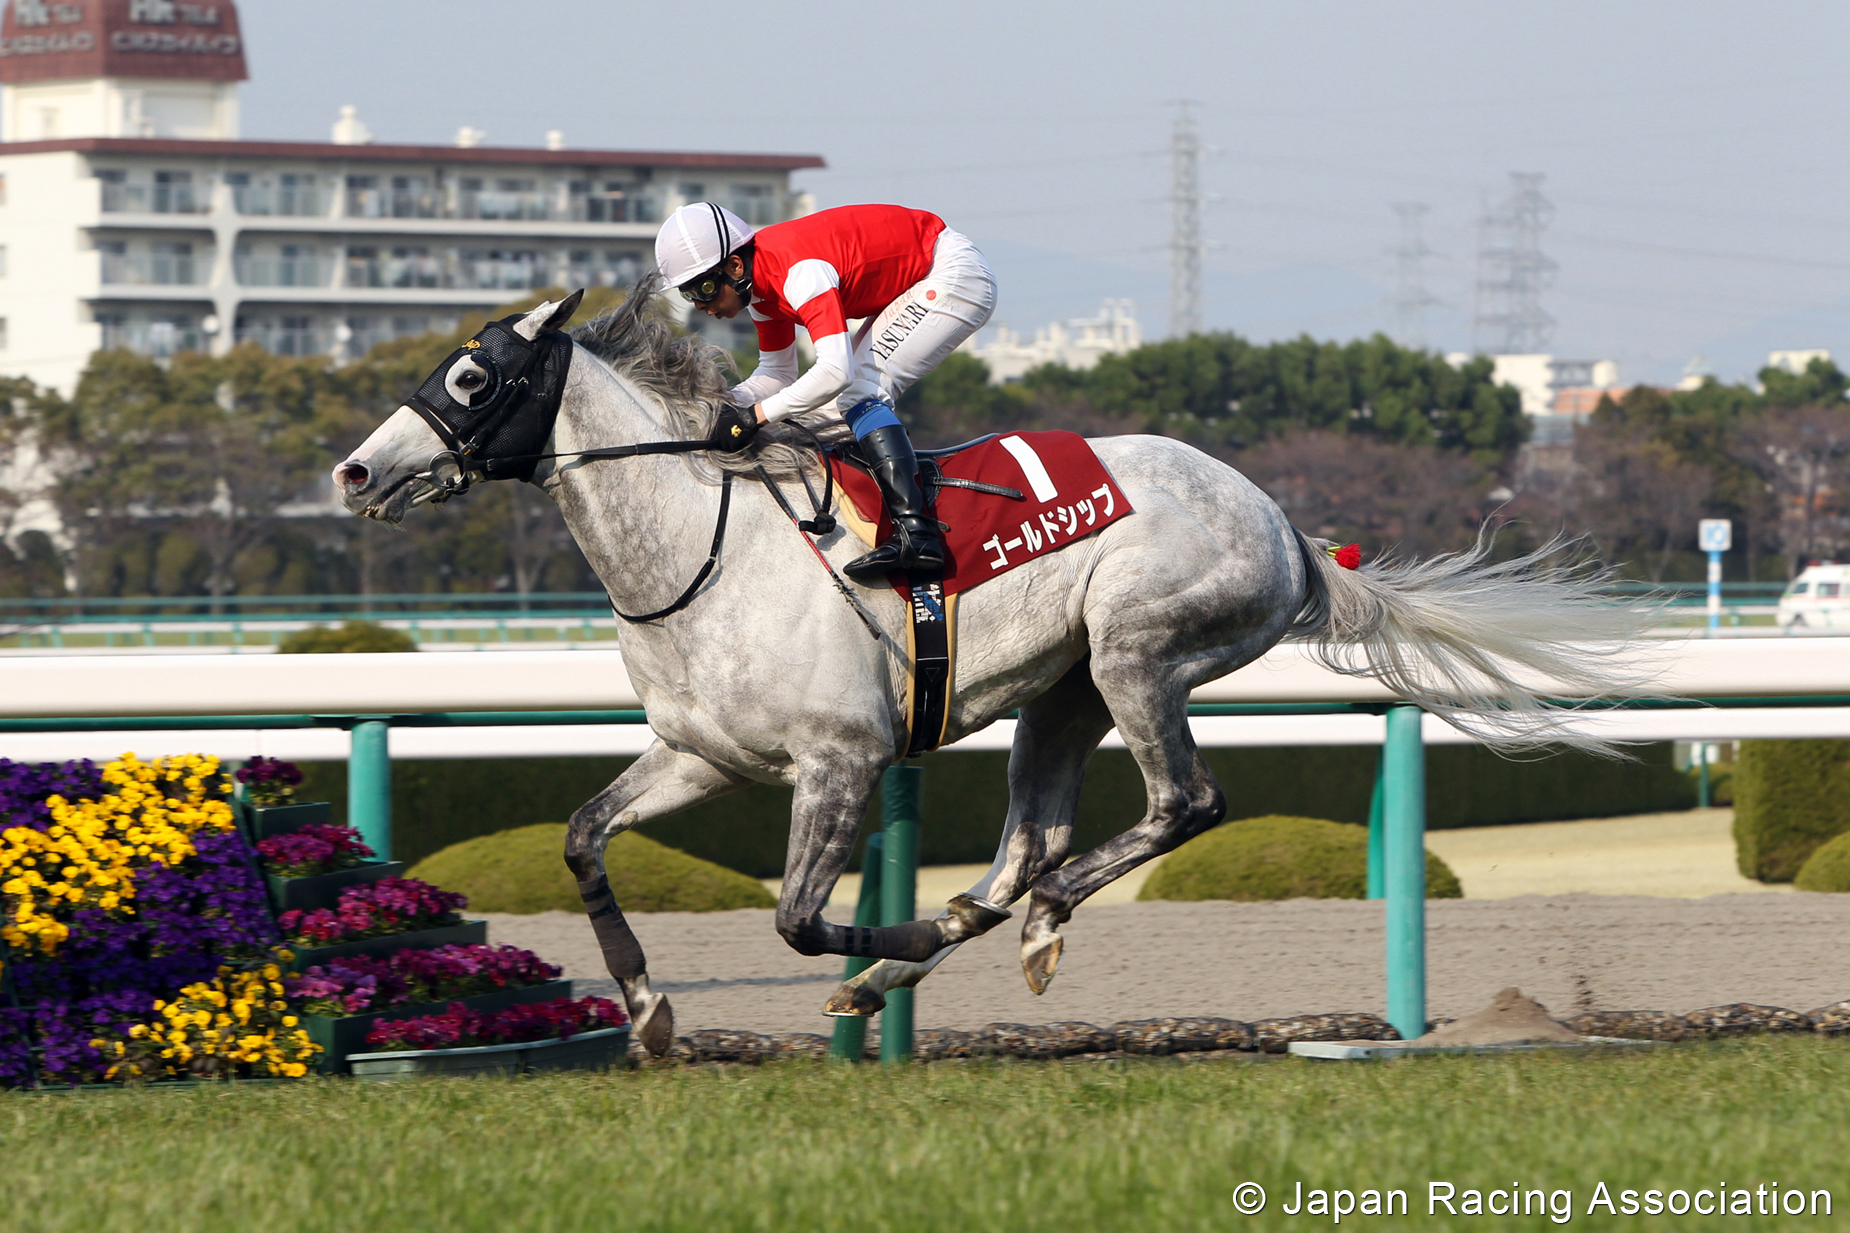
[654,201,997,581]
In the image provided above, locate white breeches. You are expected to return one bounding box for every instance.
[836,229,998,413]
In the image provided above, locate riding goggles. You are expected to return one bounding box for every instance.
[678,269,731,304]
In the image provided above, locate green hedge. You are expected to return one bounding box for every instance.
[1733,740,1850,882]
[407,825,775,913]
[299,741,1695,877]
[1138,815,1461,902]
[1794,831,1850,893]
[278,620,418,654]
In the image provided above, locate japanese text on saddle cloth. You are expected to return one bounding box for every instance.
[834,431,1134,596]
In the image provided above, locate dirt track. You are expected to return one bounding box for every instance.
[482,893,1850,1036]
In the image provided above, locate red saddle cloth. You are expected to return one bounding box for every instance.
[835,431,1134,596]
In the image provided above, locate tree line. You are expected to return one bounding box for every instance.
[0,289,632,606]
[1,292,1842,606]
[902,341,1850,581]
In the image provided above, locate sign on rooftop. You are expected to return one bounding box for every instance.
[0,0,247,85]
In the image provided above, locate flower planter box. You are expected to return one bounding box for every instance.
[264,860,406,914]
[237,800,332,845]
[303,978,574,1074]
[285,920,488,971]
[347,1027,630,1081]
[522,1026,631,1074]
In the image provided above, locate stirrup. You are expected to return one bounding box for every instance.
[845,524,943,581]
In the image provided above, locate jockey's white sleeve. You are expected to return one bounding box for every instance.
[726,341,797,407]
[757,332,852,421]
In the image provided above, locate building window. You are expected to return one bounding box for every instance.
[277,173,318,217]
[730,184,777,225]
[389,175,437,219]
[97,240,129,283]
[0,245,8,278]
[151,170,200,215]
[150,241,195,285]
[570,180,645,223]
[95,168,141,213]
[459,248,546,291]
[467,178,549,221]
[389,245,442,289]
[0,318,8,350]
[346,245,382,288]
[345,174,382,218]
[278,244,320,287]
[0,174,8,206]
[277,316,316,357]
[94,313,200,358]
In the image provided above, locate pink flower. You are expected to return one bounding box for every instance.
[278,877,466,945]
[364,996,627,1051]
[257,825,375,878]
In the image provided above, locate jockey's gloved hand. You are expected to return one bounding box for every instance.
[711,403,760,452]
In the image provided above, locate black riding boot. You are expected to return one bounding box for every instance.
[845,424,945,582]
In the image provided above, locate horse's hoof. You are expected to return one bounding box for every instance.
[941,893,1011,943]
[822,980,887,1017]
[634,992,676,1056]
[1021,932,1063,995]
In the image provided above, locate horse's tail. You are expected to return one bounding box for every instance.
[1288,528,1657,754]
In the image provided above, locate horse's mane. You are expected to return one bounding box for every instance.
[569,274,848,482]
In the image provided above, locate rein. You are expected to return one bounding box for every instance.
[398,309,853,626]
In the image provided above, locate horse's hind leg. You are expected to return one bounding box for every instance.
[564,740,749,1056]
[824,659,1116,1016]
[1019,661,1227,994]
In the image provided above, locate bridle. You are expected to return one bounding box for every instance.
[391,308,802,625]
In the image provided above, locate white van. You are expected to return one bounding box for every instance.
[1777,563,1850,627]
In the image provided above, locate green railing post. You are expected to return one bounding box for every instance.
[347,718,392,861]
[1365,751,1386,900]
[828,833,884,1061]
[878,765,921,1064]
[1382,704,1426,1041]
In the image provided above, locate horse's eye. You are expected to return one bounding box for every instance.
[456,369,484,390]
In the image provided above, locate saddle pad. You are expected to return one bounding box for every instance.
[834,431,1133,596]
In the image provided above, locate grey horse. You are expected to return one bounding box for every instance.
[333,287,1638,1056]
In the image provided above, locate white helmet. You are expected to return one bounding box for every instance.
[654,203,755,288]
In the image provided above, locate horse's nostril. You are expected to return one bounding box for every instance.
[337,462,370,489]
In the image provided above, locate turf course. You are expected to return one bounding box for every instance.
[3,1038,1842,1232]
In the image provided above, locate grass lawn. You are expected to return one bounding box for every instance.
[3,1038,1844,1232]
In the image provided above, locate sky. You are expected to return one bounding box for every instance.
[223,0,1850,385]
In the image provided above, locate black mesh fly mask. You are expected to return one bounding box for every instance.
[403,313,575,504]
[388,295,859,628]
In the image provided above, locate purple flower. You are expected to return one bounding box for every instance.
[236,757,303,806]
[284,945,559,1016]
[1,762,279,1088]
[0,758,105,832]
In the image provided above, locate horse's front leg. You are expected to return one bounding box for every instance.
[563,740,748,1056]
[776,754,1000,963]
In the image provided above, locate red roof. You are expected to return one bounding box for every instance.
[0,0,248,84]
[0,135,826,171]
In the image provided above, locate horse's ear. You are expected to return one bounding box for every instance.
[513,289,585,341]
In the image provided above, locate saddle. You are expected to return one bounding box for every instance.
[825,431,1137,759]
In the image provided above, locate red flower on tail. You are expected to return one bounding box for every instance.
[1332,543,1362,570]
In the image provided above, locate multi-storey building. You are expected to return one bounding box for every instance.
[0,0,822,394]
